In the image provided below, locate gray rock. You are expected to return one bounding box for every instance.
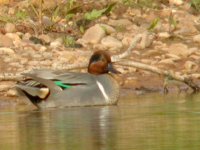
[101,36,123,50]
[42,16,53,27]
[4,23,16,33]
[0,34,13,47]
[81,24,106,44]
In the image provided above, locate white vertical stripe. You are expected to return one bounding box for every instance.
[96,81,109,102]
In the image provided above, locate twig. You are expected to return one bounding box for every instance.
[112,34,143,62]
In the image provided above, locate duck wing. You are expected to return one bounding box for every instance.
[23,69,94,85]
[16,70,95,107]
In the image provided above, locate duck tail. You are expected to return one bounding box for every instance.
[16,84,50,106]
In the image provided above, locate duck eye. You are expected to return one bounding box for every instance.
[90,54,106,63]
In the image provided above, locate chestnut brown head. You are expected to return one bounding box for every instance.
[88,50,120,75]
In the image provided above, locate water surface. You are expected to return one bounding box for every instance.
[0,93,200,150]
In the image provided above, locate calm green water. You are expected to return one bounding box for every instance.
[0,93,200,150]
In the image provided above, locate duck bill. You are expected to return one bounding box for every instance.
[107,63,121,74]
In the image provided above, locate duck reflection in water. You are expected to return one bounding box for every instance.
[17,107,117,150]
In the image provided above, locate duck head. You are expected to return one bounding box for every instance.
[88,50,120,75]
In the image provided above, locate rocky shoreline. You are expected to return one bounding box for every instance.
[0,0,200,104]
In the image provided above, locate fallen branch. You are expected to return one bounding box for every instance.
[116,61,200,92]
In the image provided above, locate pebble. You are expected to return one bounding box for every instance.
[101,36,123,50]
[7,89,18,97]
[193,34,200,43]
[39,46,47,52]
[23,32,32,41]
[5,33,21,42]
[0,34,13,47]
[189,54,200,60]
[165,53,181,60]
[28,61,39,66]
[158,32,171,39]
[184,61,198,72]
[0,85,10,92]
[3,57,12,63]
[40,60,52,66]
[158,58,175,65]
[20,58,28,65]
[175,14,198,35]
[169,0,183,5]
[93,44,107,51]
[42,52,52,59]
[50,38,63,48]
[191,74,200,79]
[42,16,53,26]
[167,43,190,57]
[0,47,15,55]
[81,24,106,44]
[38,34,52,43]
[9,62,23,68]
[141,59,152,64]
[4,23,16,33]
[33,54,42,59]
[8,7,15,15]
[122,36,132,46]
[108,19,132,27]
[139,32,154,49]
[143,49,163,57]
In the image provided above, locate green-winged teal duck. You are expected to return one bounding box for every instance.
[16,50,120,108]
